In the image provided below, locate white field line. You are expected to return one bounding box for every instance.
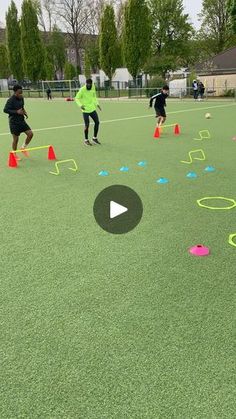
[0,102,235,137]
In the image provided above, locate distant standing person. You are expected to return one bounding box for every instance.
[75,79,101,146]
[3,84,33,158]
[46,87,52,100]
[149,85,169,127]
[198,81,205,100]
[192,80,198,100]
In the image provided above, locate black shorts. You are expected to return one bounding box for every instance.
[9,121,31,136]
[155,107,166,118]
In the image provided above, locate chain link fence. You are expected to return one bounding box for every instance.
[1,86,236,100]
[127,87,236,100]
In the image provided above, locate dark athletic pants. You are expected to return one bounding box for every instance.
[83,111,99,140]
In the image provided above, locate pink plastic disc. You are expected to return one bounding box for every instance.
[189,244,210,257]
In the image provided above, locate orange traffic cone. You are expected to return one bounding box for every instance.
[174,124,180,135]
[48,146,56,160]
[154,127,160,138]
[8,152,17,168]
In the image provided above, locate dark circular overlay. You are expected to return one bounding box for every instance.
[93,185,143,234]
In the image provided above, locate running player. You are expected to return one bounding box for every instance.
[75,79,101,146]
[149,85,169,127]
[3,84,33,158]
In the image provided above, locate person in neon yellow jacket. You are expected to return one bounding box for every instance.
[75,79,102,146]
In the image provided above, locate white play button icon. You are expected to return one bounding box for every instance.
[93,185,143,234]
[110,201,128,219]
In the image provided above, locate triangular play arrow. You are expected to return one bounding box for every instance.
[110,201,128,219]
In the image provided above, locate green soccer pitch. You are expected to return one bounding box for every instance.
[0,97,236,418]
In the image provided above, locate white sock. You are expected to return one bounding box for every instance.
[22,142,27,148]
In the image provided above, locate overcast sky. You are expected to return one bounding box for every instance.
[0,0,203,28]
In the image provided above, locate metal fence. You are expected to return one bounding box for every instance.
[0,86,236,100]
[128,87,236,100]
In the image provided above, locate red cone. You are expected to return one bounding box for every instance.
[174,124,180,135]
[154,127,160,138]
[8,152,17,168]
[48,146,56,160]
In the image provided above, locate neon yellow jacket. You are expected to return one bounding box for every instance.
[75,84,99,113]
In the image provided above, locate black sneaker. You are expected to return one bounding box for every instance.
[92,138,101,145]
[84,140,92,146]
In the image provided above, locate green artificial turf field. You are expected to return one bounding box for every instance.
[0,97,236,418]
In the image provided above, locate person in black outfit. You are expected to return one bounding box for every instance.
[3,84,33,158]
[198,81,205,100]
[46,87,52,100]
[149,85,169,127]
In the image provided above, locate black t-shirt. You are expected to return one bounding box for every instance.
[149,92,168,109]
[3,95,25,123]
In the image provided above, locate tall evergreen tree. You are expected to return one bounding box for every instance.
[87,39,100,73]
[42,45,55,80]
[21,0,45,81]
[122,0,151,81]
[64,62,76,79]
[99,4,119,82]
[6,1,24,80]
[0,44,10,78]
[51,25,66,78]
[228,0,236,33]
[84,52,91,79]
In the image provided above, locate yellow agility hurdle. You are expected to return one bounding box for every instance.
[181,149,206,164]
[160,123,178,129]
[194,130,211,141]
[12,145,51,153]
[49,159,78,176]
[8,144,56,168]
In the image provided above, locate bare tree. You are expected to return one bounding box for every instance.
[44,0,56,32]
[56,0,94,71]
[86,0,105,35]
[33,0,56,32]
[53,0,124,73]
[86,0,123,35]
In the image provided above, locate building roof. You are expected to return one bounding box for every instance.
[196,46,236,75]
